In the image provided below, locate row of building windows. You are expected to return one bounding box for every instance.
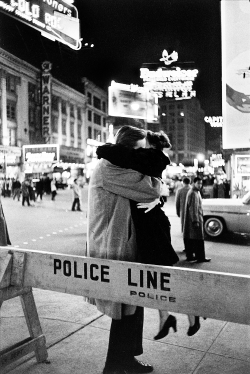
[87,92,106,112]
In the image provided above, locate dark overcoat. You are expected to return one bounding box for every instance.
[183,186,204,240]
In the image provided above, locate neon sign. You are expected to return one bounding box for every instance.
[0,0,82,50]
[204,116,223,128]
[41,61,52,143]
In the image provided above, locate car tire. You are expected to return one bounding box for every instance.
[204,217,224,238]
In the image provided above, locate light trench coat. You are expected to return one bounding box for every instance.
[183,186,204,240]
[87,159,162,319]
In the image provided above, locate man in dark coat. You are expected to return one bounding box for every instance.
[183,177,211,263]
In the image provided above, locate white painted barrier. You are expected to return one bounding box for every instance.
[1,246,250,370]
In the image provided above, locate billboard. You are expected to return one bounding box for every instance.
[0,0,81,50]
[221,0,250,149]
[108,81,158,122]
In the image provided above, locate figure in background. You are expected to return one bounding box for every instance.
[12,179,21,201]
[71,179,81,211]
[21,180,31,206]
[175,177,191,256]
[36,178,44,201]
[212,179,218,198]
[0,195,11,246]
[51,179,57,201]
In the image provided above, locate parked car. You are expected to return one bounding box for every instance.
[202,191,250,238]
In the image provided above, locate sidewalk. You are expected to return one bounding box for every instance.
[1,194,250,374]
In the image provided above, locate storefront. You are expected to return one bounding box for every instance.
[0,146,22,179]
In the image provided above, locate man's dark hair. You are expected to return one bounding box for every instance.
[147,130,171,150]
[115,125,146,148]
[194,176,202,183]
[182,177,191,185]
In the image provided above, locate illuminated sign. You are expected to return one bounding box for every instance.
[140,67,198,99]
[159,50,178,65]
[41,61,52,143]
[204,116,223,127]
[0,0,81,50]
[108,81,158,121]
[23,144,59,163]
[210,154,225,168]
[236,155,250,175]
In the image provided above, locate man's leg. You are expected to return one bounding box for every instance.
[104,306,144,370]
[185,238,195,261]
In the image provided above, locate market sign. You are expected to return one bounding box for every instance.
[0,0,81,50]
[108,81,158,121]
[23,144,59,163]
[140,50,198,99]
[204,116,223,128]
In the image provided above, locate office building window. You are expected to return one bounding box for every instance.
[87,92,92,105]
[62,119,66,135]
[102,101,106,112]
[70,104,74,117]
[93,96,101,110]
[78,124,82,138]
[88,126,92,138]
[70,122,74,137]
[52,96,59,111]
[103,117,106,127]
[7,101,16,120]
[8,128,17,146]
[88,110,92,121]
[94,113,101,125]
[77,107,81,120]
[51,116,58,133]
[6,75,16,93]
[61,100,67,114]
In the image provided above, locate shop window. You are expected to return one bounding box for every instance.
[62,119,66,135]
[70,104,75,117]
[70,122,74,137]
[88,126,92,138]
[7,101,16,120]
[78,124,82,138]
[6,75,16,93]
[52,96,59,111]
[88,110,92,122]
[94,113,101,125]
[61,100,67,114]
[87,92,92,105]
[93,96,101,110]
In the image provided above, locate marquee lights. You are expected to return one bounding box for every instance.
[0,0,81,50]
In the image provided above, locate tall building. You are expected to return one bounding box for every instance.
[159,97,205,165]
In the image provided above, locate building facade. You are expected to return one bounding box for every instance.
[0,47,108,181]
[159,97,206,166]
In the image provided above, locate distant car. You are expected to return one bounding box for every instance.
[202,191,250,238]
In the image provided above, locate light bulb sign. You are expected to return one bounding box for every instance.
[140,50,198,100]
[204,116,223,128]
[0,0,81,50]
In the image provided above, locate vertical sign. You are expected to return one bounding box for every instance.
[221,0,250,149]
[41,61,52,143]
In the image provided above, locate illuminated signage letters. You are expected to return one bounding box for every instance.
[23,144,59,163]
[41,61,52,143]
[0,0,81,49]
[204,116,223,127]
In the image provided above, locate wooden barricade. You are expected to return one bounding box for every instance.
[1,246,250,370]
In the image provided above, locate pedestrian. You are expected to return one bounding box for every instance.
[87,125,164,374]
[28,179,36,203]
[21,179,31,206]
[71,179,81,211]
[51,179,57,201]
[174,177,182,195]
[175,177,191,255]
[36,178,44,201]
[183,176,211,264]
[0,195,11,246]
[12,179,21,201]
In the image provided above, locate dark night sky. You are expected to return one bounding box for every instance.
[0,0,222,140]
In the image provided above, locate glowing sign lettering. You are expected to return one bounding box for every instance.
[0,0,81,50]
[41,61,52,143]
[204,116,223,127]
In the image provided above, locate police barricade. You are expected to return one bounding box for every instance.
[1,247,250,371]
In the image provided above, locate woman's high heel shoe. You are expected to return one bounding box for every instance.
[154,315,177,340]
[187,316,200,336]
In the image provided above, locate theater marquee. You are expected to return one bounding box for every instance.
[0,0,81,49]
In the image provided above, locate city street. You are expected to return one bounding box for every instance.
[1,187,250,276]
